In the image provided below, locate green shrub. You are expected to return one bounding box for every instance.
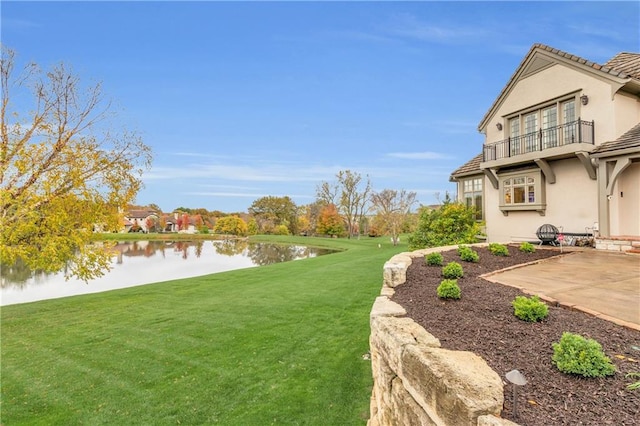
[442,261,464,279]
[458,246,479,263]
[552,332,616,378]
[408,197,482,250]
[512,295,548,322]
[488,243,509,256]
[437,279,461,299]
[425,252,444,266]
[519,242,536,253]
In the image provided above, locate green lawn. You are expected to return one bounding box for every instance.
[1,236,408,425]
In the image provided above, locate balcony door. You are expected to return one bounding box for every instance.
[562,100,576,144]
[509,117,521,155]
[542,106,558,148]
[524,112,538,153]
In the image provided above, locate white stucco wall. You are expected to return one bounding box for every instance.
[613,162,640,236]
[485,62,640,148]
[478,52,640,243]
[484,158,598,242]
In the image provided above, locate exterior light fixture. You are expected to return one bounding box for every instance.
[496,123,503,130]
[580,94,589,105]
[505,369,527,419]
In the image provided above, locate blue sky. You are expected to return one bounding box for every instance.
[3,1,638,213]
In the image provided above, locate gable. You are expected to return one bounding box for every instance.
[478,44,635,132]
[521,55,554,78]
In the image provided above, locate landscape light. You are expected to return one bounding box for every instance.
[505,369,527,419]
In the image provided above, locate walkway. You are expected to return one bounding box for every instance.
[483,249,640,331]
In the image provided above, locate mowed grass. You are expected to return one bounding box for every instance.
[1,236,407,425]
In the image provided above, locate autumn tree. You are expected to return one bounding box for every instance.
[317,170,371,238]
[316,203,345,237]
[145,216,158,233]
[0,47,152,280]
[248,195,298,235]
[370,189,417,246]
[213,216,248,236]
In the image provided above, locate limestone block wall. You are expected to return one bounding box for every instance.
[369,245,517,426]
[595,236,640,253]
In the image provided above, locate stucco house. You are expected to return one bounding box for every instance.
[450,44,640,250]
[123,209,159,233]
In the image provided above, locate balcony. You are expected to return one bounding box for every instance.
[483,119,595,162]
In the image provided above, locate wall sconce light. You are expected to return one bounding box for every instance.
[580,94,589,105]
[496,123,503,130]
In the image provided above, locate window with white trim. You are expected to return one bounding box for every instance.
[499,169,545,214]
[507,96,580,153]
[462,177,483,220]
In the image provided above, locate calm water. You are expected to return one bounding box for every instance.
[1,240,333,306]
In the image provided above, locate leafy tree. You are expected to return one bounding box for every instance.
[300,200,324,236]
[316,204,345,237]
[247,218,259,235]
[157,215,167,233]
[0,47,152,280]
[408,201,481,250]
[317,170,370,239]
[273,224,290,235]
[370,189,417,246]
[145,216,158,233]
[248,195,298,235]
[213,216,248,236]
[173,207,193,214]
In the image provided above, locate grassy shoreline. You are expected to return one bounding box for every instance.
[1,235,408,425]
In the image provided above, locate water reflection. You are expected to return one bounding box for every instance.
[1,240,333,305]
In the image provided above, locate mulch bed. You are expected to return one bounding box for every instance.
[391,245,640,425]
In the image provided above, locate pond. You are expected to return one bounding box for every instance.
[1,240,335,306]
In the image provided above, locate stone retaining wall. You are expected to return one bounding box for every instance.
[595,236,640,253]
[368,244,517,426]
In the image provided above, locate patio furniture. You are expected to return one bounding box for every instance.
[536,224,560,246]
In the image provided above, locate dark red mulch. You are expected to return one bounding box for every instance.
[391,245,640,426]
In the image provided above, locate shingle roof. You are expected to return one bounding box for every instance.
[592,122,640,156]
[450,153,483,179]
[604,53,640,79]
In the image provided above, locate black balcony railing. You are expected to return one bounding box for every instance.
[483,119,594,162]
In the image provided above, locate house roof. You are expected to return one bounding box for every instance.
[592,122,640,157]
[478,43,640,131]
[450,153,483,180]
[126,210,157,219]
[604,53,640,79]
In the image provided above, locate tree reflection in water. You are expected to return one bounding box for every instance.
[1,240,334,290]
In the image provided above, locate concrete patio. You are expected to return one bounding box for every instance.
[484,249,640,331]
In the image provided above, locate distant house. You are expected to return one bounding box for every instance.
[451,44,639,250]
[123,209,159,233]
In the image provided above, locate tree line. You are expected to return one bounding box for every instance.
[1,47,480,282]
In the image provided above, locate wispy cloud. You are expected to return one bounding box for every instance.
[387,151,451,160]
[2,18,40,30]
[383,13,490,44]
[144,162,341,182]
[186,191,315,200]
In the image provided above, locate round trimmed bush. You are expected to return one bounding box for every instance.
[512,295,548,322]
[488,243,509,256]
[442,261,464,279]
[425,252,443,266]
[437,279,461,299]
[519,242,536,253]
[552,332,616,378]
[459,246,479,263]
